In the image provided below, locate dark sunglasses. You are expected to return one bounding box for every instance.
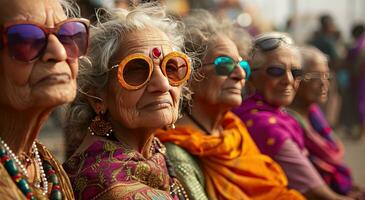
[252,66,303,80]
[254,36,293,52]
[206,56,251,80]
[111,51,191,90]
[0,18,90,62]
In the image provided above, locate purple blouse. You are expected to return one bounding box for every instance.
[233,93,305,157]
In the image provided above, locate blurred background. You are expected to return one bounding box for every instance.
[39,0,365,185]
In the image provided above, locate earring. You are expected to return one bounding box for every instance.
[88,110,113,137]
[170,123,176,129]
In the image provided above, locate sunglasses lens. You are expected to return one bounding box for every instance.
[292,69,303,79]
[257,38,281,51]
[214,56,235,76]
[123,58,151,86]
[239,60,251,79]
[165,56,189,83]
[6,24,46,62]
[57,21,88,58]
[266,67,285,77]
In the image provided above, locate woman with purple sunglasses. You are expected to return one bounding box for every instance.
[0,0,89,199]
[234,32,354,200]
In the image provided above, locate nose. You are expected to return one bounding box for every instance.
[146,65,171,93]
[229,65,245,81]
[281,69,295,84]
[41,34,68,63]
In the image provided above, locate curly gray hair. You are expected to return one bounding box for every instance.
[65,3,187,157]
[183,9,239,71]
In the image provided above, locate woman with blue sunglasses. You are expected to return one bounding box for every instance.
[234,32,354,200]
[155,10,304,200]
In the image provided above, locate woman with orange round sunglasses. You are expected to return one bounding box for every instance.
[0,0,89,199]
[63,4,191,200]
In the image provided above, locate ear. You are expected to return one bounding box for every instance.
[85,88,107,114]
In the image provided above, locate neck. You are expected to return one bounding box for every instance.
[184,100,228,135]
[289,98,311,117]
[0,105,52,155]
[112,123,155,158]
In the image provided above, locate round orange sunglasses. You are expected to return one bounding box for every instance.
[111,50,191,90]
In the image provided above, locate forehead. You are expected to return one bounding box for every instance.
[116,26,174,59]
[0,0,66,24]
[206,35,239,61]
[305,54,329,72]
[263,46,301,67]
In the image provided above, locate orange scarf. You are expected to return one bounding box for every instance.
[156,112,305,200]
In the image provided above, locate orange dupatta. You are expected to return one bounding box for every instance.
[156,112,305,200]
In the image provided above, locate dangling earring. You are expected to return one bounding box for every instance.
[170,123,176,129]
[88,110,113,137]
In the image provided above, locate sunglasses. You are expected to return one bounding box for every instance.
[254,36,293,52]
[252,66,303,80]
[206,56,251,80]
[112,51,191,90]
[303,72,333,82]
[0,18,90,62]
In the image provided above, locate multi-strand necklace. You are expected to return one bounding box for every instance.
[0,137,62,200]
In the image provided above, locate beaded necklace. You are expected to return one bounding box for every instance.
[0,138,63,200]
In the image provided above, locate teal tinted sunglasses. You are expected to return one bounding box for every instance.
[209,56,251,80]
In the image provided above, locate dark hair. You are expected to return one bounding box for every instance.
[351,24,365,40]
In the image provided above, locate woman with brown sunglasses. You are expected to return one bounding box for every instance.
[0,0,89,199]
[63,4,191,200]
[234,32,354,200]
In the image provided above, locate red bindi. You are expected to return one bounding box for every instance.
[152,47,162,58]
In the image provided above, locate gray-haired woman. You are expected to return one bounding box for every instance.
[63,4,191,200]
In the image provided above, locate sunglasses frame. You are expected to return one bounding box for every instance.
[252,66,303,80]
[205,56,251,80]
[115,51,192,90]
[0,18,90,62]
[303,72,333,82]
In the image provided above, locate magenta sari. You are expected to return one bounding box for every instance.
[288,104,353,195]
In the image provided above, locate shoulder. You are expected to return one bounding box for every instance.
[63,139,142,200]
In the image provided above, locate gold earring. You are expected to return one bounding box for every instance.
[88,110,113,137]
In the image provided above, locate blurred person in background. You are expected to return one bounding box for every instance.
[156,10,305,200]
[309,14,345,130]
[63,4,191,200]
[0,0,89,199]
[289,46,365,199]
[234,32,354,200]
[346,23,365,140]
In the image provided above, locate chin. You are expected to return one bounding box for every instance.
[222,96,242,107]
[32,85,76,108]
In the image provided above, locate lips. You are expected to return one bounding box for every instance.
[33,73,71,86]
[141,99,172,110]
[224,87,242,94]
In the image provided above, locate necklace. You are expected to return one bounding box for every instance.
[186,113,210,134]
[0,137,63,200]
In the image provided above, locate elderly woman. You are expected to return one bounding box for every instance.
[289,46,365,199]
[233,32,353,200]
[63,5,191,200]
[155,10,304,200]
[0,0,89,199]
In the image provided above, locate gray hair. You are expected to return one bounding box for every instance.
[250,32,298,69]
[299,45,328,71]
[59,0,80,18]
[65,3,186,157]
[183,9,236,70]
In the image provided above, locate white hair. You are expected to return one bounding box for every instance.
[65,3,186,157]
